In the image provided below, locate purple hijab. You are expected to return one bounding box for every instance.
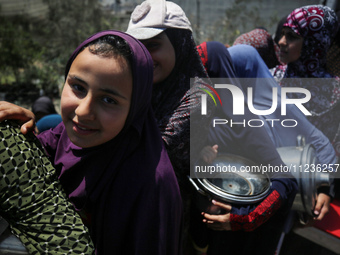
[38,30,182,254]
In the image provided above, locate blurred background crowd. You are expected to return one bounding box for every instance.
[0,0,328,109]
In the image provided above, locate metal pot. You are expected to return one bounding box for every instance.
[190,136,331,216]
[277,136,331,216]
[189,153,271,214]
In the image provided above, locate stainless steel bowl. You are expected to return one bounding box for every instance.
[189,154,271,214]
[190,136,331,215]
[277,137,331,216]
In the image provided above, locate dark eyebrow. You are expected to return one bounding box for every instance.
[68,74,86,84]
[67,74,128,100]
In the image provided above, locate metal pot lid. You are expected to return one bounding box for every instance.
[194,154,271,204]
[207,173,252,196]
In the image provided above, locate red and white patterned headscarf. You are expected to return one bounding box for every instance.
[280,5,340,114]
[233,28,281,69]
[284,5,338,78]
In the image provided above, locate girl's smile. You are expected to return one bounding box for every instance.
[141,32,176,84]
[72,120,98,135]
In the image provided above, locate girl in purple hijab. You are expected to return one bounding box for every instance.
[0,30,182,254]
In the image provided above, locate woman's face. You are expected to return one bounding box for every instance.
[61,47,132,148]
[141,32,176,84]
[278,27,304,64]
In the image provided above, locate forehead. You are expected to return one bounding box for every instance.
[70,48,132,80]
[79,47,127,64]
[282,27,303,39]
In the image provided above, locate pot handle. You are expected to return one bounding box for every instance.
[187,175,206,196]
[296,135,306,147]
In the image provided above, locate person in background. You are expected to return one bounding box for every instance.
[228,43,336,220]
[194,41,299,255]
[31,96,58,121]
[197,42,336,205]
[273,5,340,162]
[126,1,298,254]
[0,30,183,254]
[196,43,335,254]
[31,96,62,133]
[233,28,281,69]
[126,1,215,253]
[272,3,340,214]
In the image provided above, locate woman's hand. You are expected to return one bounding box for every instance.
[200,144,218,164]
[202,200,232,231]
[313,193,331,220]
[0,101,36,134]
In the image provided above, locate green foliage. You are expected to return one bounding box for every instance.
[0,0,118,103]
[205,0,279,45]
[40,0,113,67]
[0,15,43,81]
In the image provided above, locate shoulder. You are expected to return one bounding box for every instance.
[37,122,65,152]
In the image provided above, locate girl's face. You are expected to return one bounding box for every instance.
[141,32,176,84]
[61,47,132,148]
[278,27,304,64]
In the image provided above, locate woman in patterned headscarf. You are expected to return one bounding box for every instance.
[273,5,340,161]
[233,28,281,69]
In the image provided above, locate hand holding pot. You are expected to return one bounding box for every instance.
[202,199,232,231]
[313,193,331,220]
[200,144,218,164]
